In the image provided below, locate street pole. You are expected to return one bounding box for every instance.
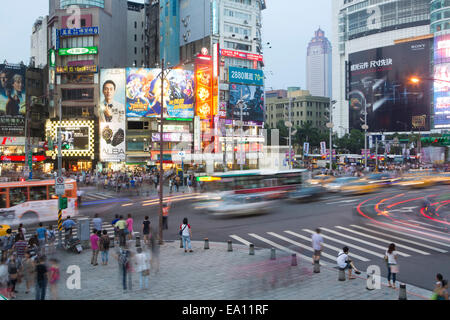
[57,98,63,248]
[364,104,368,171]
[289,98,292,170]
[240,100,244,171]
[329,111,333,172]
[159,58,165,245]
[375,137,379,172]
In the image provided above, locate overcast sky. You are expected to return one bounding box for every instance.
[0,0,332,91]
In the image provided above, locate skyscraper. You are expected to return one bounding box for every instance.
[306,28,332,98]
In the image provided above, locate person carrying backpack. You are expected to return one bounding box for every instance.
[99,230,110,265]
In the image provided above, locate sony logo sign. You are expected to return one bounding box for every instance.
[411,43,425,50]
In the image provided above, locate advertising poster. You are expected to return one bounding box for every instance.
[60,126,90,151]
[46,120,95,158]
[228,67,264,86]
[434,35,450,129]
[228,84,264,122]
[348,39,432,132]
[195,57,214,120]
[100,69,126,162]
[0,63,26,136]
[126,68,195,118]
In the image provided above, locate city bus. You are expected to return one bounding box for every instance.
[197,169,308,198]
[0,179,78,226]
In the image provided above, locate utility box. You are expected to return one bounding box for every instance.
[77,218,90,248]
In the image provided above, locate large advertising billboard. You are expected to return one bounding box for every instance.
[0,63,26,136]
[229,67,264,86]
[228,84,265,123]
[100,69,126,162]
[434,34,450,129]
[348,39,432,132]
[126,68,195,119]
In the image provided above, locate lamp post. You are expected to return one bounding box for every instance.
[327,100,337,171]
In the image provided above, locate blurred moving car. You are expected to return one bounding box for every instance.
[361,173,400,187]
[325,177,359,193]
[307,175,335,186]
[0,224,11,237]
[429,172,450,185]
[288,184,325,202]
[205,194,275,217]
[397,174,436,189]
[341,180,381,195]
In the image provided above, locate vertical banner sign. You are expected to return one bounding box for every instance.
[99,69,126,162]
[214,115,220,153]
[213,43,220,117]
[320,141,327,156]
[195,54,214,123]
[194,116,201,152]
[303,142,310,156]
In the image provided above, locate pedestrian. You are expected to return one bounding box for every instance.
[149,227,160,273]
[126,214,134,241]
[111,214,120,246]
[90,229,100,266]
[92,213,103,232]
[36,223,47,256]
[114,216,127,247]
[162,203,170,230]
[0,258,8,299]
[7,254,19,299]
[311,228,324,264]
[134,247,150,290]
[175,175,181,192]
[336,246,361,280]
[142,216,151,247]
[180,217,193,253]
[384,243,399,289]
[48,258,60,300]
[169,178,173,194]
[436,279,449,300]
[46,225,56,255]
[117,247,130,291]
[17,224,26,241]
[13,233,27,266]
[35,256,48,300]
[21,252,35,294]
[1,228,14,259]
[62,216,76,246]
[99,230,110,266]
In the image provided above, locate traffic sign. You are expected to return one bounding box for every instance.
[55,176,65,195]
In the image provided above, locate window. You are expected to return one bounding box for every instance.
[30,186,47,201]
[48,186,58,200]
[135,47,137,54]
[0,190,6,209]
[81,19,86,27]
[135,21,137,29]
[128,121,144,130]
[62,88,94,101]
[9,188,28,207]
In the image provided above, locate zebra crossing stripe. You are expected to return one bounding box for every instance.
[350,225,447,253]
[335,226,430,255]
[407,219,447,229]
[366,223,450,247]
[267,232,343,262]
[283,230,370,262]
[84,194,111,200]
[229,235,252,247]
[301,229,385,258]
[320,227,411,257]
[248,233,326,266]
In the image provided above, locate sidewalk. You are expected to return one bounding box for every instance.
[13,241,432,300]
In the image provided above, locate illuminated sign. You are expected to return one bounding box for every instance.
[152,132,193,142]
[229,67,264,86]
[46,120,95,157]
[220,49,263,62]
[59,46,98,56]
[59,27,99,37]
[195,55,214,120]
[56,65,98,74]
[0,137,26,146]
[49,49,56,67]
[194,116,201,152]
[1,155,46,162]
[158,125,190,133]
[434,34,450,129]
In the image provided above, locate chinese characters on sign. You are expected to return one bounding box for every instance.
[56,65,98,74]
[59,27,99,37]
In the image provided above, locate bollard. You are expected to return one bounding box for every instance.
[366,271,375,290]
[270,248,276,260]
[110,237,115,248]
[180,237,184,248]
[291,254,297,266]
[338,268,346,281]
[135,233,141,248]
[398,283,407,300]
[227,240,233,252]
[204,238,209,250]
[313,260,320,273]
[249,244,255,255]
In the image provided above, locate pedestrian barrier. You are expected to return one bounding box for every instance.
[313,260,320,273]
[291,254,297,266]
[399,283,407,300]
[338,268,346,281]
[227,240,233,252]
[204,238,209,250]
[270,248,276,260]
[249,244,255,255]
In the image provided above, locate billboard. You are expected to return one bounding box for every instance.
[229,67,264,86]
[100,69,127,162]
[348,39,432,132]
[126,68,195,118]
[46,120,95,158]
[0,63,26,136]
[228,84,265,122]
[195,56,214,120]
[434,34,450,129]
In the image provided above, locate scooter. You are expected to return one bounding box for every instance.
[66,238,83,254]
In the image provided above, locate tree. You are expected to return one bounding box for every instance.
[276,120,289,146]
[335,129,365,154]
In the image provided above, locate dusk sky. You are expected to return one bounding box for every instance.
[0,0,332,91]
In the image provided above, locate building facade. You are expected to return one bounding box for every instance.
[306,28,332,98]
[127,1,146,67]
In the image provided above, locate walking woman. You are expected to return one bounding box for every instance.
[49,258,60,300]
[384,243,399,289]
[180,218,193,253]
[126,214,134,241]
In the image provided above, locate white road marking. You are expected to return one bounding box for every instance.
[326,199,359,205]
[229,235,252,247]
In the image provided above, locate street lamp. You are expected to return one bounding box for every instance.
[327,100,337,171]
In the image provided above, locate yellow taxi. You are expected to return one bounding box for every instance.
[397,174,436,188]
[341,180,381,195]
[428,173,450,185]
[0,224,11,237]
[307,175,336,186]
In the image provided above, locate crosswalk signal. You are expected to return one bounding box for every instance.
[59,197,68,210]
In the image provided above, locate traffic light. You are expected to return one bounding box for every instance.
[59,197,68,210]
[62,143,70,150]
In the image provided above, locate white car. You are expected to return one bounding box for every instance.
[206,194,275,217]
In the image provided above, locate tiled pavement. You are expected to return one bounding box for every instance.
[13,241,432,300]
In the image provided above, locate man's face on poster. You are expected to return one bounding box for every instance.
[103,83,115,103]
[13,75,23,92]
[0,72,7,88]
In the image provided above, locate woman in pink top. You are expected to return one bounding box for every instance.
[49,258,60,300]
[126,214,134,240]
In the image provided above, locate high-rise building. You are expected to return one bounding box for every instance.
[306,28,332,98]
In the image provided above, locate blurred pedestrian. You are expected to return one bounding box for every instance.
[17,224,26,241]
[36,223,47,256]
[115,216,127,247]
[7,254,19,299]
[311,228,323,264]
[384,243,399,289]
[47,225,56,255]
[13,233,27,265]
[21,252,35,294]
[35,256,48,300]
[111,215,120,246]
[142,216,151,247]
[117,247,130,291]
[162,203,170,230]
[0,258,8,298]
[48,258,60,300]
[180,218,193,253]
[90,229,100,266]
[149,227,160,273]
[126,214,134,241]
[437,280,449,300]
[93,214,103,232]
[1,228,14,258]
[62,216,76,246]
[134,247,150,290]
[99,230,110,266]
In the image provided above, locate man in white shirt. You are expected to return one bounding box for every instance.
[311,228,324,264]
[337,246,361,279]
[100,80,124,123]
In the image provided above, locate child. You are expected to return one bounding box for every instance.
[49,258,60,300]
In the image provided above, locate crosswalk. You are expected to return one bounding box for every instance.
[229,222,450,265]
[82,193,117,201]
